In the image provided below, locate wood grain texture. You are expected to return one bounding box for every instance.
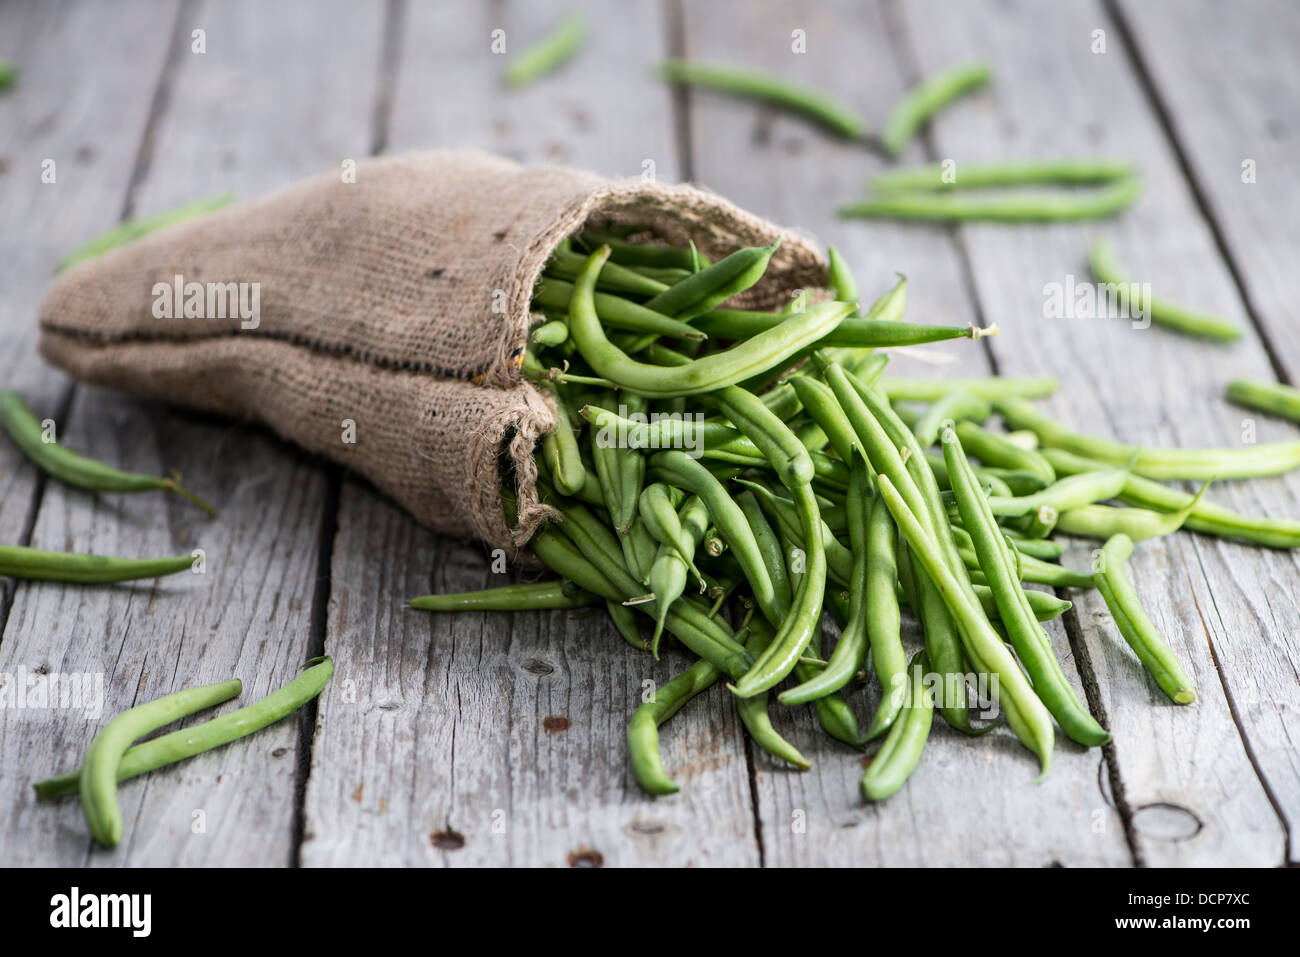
[1112,0,1300,862]
[0,0,382,865]
[678,0,1130,866]
[301,0,761,867]
[897,0,1293,865]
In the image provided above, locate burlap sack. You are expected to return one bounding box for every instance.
[38,150,827,551]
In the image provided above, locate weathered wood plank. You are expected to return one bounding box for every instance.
[898,0,1293,865]
[1113,0,1300,862]
[0,0,384,865]
[301,0,760,867]
[678,0,1131,865]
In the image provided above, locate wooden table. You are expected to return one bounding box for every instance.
[1,0,1296,867]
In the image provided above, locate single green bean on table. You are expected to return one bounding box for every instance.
[996,398,1300,479]
[79,679,244,848]
[57,193,234,272]
[627,656,720,795]
[1,389,216,515]
[870,158,1136,192]
[410,580,592,612]
[840,175,1141,223]
[504,12,587,88]
[657,59,867,139]
[1225,378,1300,423]
[880,60,993,157]
[1089,240,1242,342]
[879,375,1058,402]
[36,659,334,802]
[0,545,196,584]
[1094,534,1196,705]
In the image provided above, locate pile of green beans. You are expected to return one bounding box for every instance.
[409,230,1300,803]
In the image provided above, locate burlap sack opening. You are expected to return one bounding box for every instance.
[38,150,828,553]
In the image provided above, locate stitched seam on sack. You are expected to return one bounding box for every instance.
[37,320,514,385]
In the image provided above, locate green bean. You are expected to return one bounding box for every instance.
[983,467,1129,517]
[954,420,1056,485]
[860,653,935,801]
[911,391,992,446]
[1089,240,1243,341]
[37,659,333,803]
[1024,505,1058,539]
[924,449,1014,498]
[692,311,984,349]
[581,402,742,453]
[707,383,814,489]
[880,375,1058,402]
[504,12,586,87]
[546,245,668,296]
[736,620,811,769]
[0,390,216,515]
[80,678,244,847]
[532,277,707,341]
[657,59,867,139]
[531,319,569,347]
[964,548,1094,589]
[647,496,709,654]
[569,247,851,397]
[1042,447,1300,548]
[998,397,1300,479]
[1000,529,1065,561]
[0,545,196,584]
[57,193,234,272]
[966,582,1072,622]
[620,516,659,584]
[1226,378,1300,423]
[1055,484,1208,541]
[0,59,17,90]
[649,450,778,625]
[780,461,875,705]
[899,546,977,733]
[639,483,702,585]
[641,241,780,321]
[521,351,616,389]
[736,491,793,619]
[943,427,1109,747]
[541,383,590,497]
[880,60,993,157]
[531,522,750,676]
[627,656,721,795]
[790,377,858,462]
[577,230,698,270]
[730,484,827,698]
[409,581,593,611]
[826,246,859,314]
[590,402,628,532]
[615,394,649,533]
[875,474,1055,774]
[738,479,853,588]
[1095,534,1196,704]
[605,599,648,652]
[870,158,1137,192]
[840,175,1141,222]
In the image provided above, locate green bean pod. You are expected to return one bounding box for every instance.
[954,420,1056,485]
[658,59,867,139]
[880,60,993,157]
[605,599,648,651]
[641,241,780,321]
[983,467,1129,517]
[0,546,196,584]
[860,653,935,801]
[943,428,1109,747]
[736,491,793,621]
[911,391,992,446]
[37,659,333,803]
[409,581,594,611]
[1095,534,1196,704]
[1089,240,1242,341]
[0,390,216,515]
[532,277,706,341]
[504,12,586,87]
[1055,484,1208,541]
[1225,378,1300,423]
[627,657,721,795]
[568,247,853,397]
[840,175,1142,223]
[870,158,1136,192]
[880,375,1058,403]
[997,398,1300,480]
[80,679,245,847]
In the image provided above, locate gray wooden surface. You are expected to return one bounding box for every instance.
[0,0,1295,867]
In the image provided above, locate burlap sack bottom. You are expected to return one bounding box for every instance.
[39,150,827,552]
